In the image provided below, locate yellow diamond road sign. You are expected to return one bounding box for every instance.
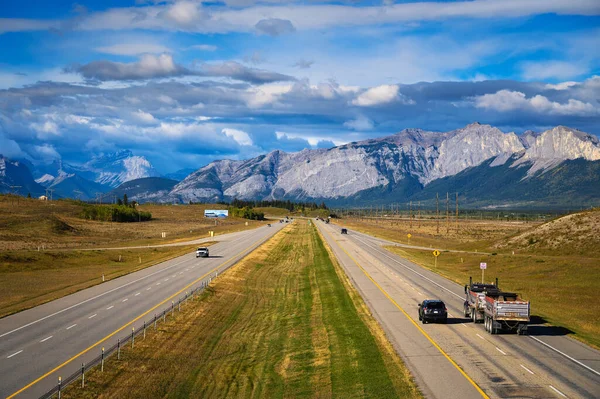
[432,250,441,257]
[407,234,412,239]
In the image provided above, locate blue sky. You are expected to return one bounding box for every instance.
[0,0,599,173]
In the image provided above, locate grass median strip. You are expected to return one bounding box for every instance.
[62,222,421,398]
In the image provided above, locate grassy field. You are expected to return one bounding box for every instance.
[336,213,600,349]
[62,222,421,399]
[0,195,266,251]
[0,244,201,318]
[0,195,268,318]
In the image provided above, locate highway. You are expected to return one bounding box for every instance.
[0,222,286,399]
[316,220,600,399]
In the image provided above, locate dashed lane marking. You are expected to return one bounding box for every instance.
[520,364,535,375]
[66,324,76,330]
[7,350,23,359]
[39,336,53,343]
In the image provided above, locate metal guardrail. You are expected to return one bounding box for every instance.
[39,278,215,399]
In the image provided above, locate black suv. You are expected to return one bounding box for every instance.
[418,300,447,324]
[341,228,348,234]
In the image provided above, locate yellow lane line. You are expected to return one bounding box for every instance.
[7,232,274,399]
[318,225,490,399]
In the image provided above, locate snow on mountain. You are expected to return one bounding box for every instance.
[80,150,160,188]
[425,123,525,184]
[35,174,55,185]
[515,126,600,176]
[166,123,600,203]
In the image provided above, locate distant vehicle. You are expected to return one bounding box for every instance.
[341,228,348,234]
[325,220,330,224]
[418,300,447,324]
[196,247,209,258]
[464,277,529,335]
[267,223,271,227]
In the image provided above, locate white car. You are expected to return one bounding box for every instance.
[196,247,209,258]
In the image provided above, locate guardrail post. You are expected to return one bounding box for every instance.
[154,314,157,329]
[171,301,174,314]
[58,376,62,399]
[178,299,181,312]
[118,338,121,360]
[81,362,85,388]
[163,310,166,322]
[131,327,135,348]
[143,321,146,339]
[101,347,104,372]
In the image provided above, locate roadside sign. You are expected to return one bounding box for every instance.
[432,250,440,257]
[480,262,487,270]
[407,234,412,239]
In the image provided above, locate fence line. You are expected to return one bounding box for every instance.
[39,276,217,399]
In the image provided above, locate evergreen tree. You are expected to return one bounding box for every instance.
[123,194,128,206]
[27,193,31,199]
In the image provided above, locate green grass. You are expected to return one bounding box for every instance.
[62,223,421,399]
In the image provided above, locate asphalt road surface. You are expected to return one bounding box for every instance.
[316,220,600,399]
[0,222,286,399]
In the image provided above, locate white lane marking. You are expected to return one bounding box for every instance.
[88,314,97,319]
[520,364,535,375]
[135,292,140,296]
[495,347,507,355]
[476,334,485,340]
[164,278,169,282]
[350,229,600,378]
[66,324,77,330]
[122,298,128,302]
[185,268,189,271]
[461,324,468,328]
[0,254,198,339]
[40,336,53,343]
[146,287,151,291]
[179,272,183,275]
[530,336,600,377]
[549,385,567,398]
[156,282,161,286]
[7,350,23,359]
[351,234,464,300]
[106,306,114,310]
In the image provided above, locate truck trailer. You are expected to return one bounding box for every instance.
[464,277,530,335]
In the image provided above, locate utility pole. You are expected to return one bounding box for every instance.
[455,192,459,233]
[436,193,440,234]
[47,188,54,202]
[446,192,449,234]
[409,201,412,229]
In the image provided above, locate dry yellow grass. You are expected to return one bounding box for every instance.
[62,222,421,399]
[0,195,267,251]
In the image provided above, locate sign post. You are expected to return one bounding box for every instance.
[480,262,487,283]
[432,250,440,269]
[407,233,412,245]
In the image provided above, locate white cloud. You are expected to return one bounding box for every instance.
[343,115,374,131]
[189,44,217,51]
[223,128,253,146]
[75,54,181,80]
[96,43,171,56]
[545,81,579,90]
[352,85,400,107]
[30,121,60,138]
[132,109,158,124]
[65,1,600,34]
[160,1,204,28]
[521,60,589,81]
[474,90,597,116]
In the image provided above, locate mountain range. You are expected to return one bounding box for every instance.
[2,123,599,208]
